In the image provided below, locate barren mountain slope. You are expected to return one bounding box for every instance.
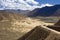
[0,10,46,40]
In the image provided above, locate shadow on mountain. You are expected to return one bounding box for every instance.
[18,25,60,40]
[18,26,50,40]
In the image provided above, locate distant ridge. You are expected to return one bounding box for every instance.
[29,4,60,17]
[0,10,26,21]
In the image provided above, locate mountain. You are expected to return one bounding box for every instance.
[0,10,46,40]
[28,5,60,17]
[18,26,60,40]
[0,10,30,40]
[4,9,30,16]
[0,10,25,20]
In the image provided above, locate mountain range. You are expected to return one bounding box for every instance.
[0,4,60,17]
[28,4,60,17]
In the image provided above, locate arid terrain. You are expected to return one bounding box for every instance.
[0,10,60,40]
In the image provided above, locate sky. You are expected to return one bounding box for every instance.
[0,0,60,10]
[36,0,60,5]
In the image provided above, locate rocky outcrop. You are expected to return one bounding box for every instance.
[54,20,60,26]
[18,26,60,40]
[47,20,60,31]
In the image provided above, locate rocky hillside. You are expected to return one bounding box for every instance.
[0,10,46,40]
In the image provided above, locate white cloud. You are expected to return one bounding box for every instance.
[25,0,39,5]
[28,4,53,10]
[28,6,40,10]
[0,0,53,10]
[0,0,39,10]
[40,4,53,8]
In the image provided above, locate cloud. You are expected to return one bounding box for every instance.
[40,4,53,8]
[0,0,53,10]
[25,0,39,5]
[0,0,39,10]
[27,4,53,10]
